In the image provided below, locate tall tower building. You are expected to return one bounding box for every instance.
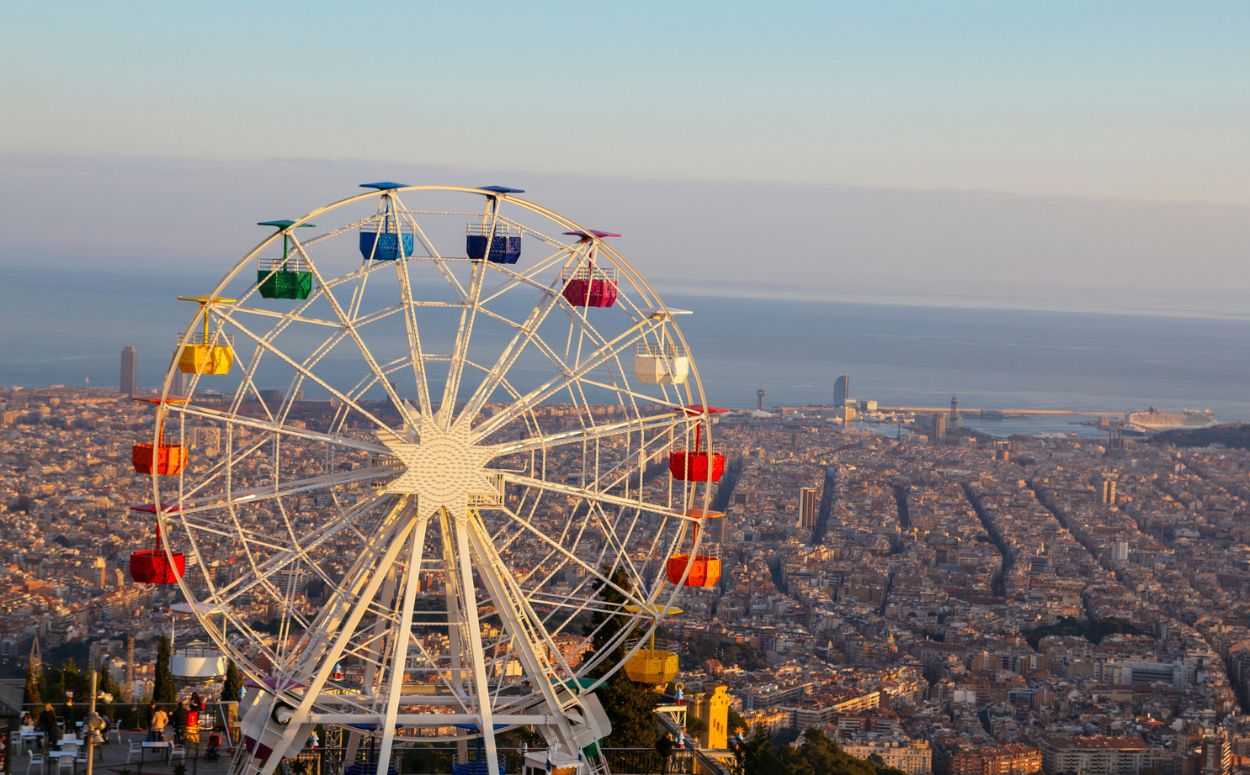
[124,635,135,700]
[120,346,137,397]
[169,368,185,398]
[833,375,850,407]
[756,389,767,411]
[798,486,819,529]
[1100,471,1118,506]
[27,635,42,679]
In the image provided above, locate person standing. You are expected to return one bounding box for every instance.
[172,700,189,745]
[655,731,675,775]
[149,703,169,742]
[37,703,58,751]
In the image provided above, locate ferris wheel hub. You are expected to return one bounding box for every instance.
[378,416,499,512]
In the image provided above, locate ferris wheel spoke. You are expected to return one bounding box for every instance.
[178,466,394,516]
[455,276,570,430]
[290,242,417,429]
[585,499,651,593]
[403,208,467,298]
[175,518,289,556]
[394,261,435,415]
[500,473,696,525]
[206,491,396,609]
[266,497,416,697]
[475,240,581,307]
[166,402,389,456]
[471,316,665,443]
[213,308,403,440]
[439,254,487,424]
[527,589,636,619]
[574,376,690,413]
[465,516,582,736]
[493,503,650,610]
[490,410,684,457]
[228,305,341,329]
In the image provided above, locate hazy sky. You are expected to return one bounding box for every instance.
[3,1,1249,311]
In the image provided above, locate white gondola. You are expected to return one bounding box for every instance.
[171,643,227,679]
[633,343,690,384]
[634,309,692,384]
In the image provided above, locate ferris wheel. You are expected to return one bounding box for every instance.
[127,183,729,775]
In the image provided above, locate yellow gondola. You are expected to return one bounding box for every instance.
[623,606,682,685]
[176,296,236,375]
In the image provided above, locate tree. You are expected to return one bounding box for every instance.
[585,567,659,748]
[220,660,243,704]
[152,636,178,703]
[97,666,124,701]
[23,655,42,706]
[62,657,91,699]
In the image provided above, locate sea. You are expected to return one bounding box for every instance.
[3,265,1248,440]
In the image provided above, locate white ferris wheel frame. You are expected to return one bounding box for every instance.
[141,185,724,775]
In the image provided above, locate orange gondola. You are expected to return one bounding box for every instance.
[131,396,188,476]
[665,510,726,588]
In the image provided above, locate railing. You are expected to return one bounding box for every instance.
[361,215,416,233]
[465,223,521,237]
[635,343,685,358]
[178,332,234,347]
[174,644,223,658]
[289,746,699,775]
[258,256,311,271]
[562,266,618,282]
[13,701,234,737]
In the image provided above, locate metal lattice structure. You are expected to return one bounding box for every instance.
[132,184,726,775]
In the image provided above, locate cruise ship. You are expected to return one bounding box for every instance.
[1124,407,1217,432]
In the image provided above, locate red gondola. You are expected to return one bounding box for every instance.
[561,230,620,308]
[129,518,185,585]
[669,405,729,483]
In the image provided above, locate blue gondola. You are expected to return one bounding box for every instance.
[466,224,522,263]
[359,182,415,260]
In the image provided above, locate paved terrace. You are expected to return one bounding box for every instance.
[10,730,718,775]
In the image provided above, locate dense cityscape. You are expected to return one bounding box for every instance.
[4,369,1250,775]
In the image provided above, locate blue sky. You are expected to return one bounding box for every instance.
[4,1,1248,203]
[2,2,1249,312]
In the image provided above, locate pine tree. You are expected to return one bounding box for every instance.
[585,567,659,749]
[152,636,178,703]
[220,660,243,703]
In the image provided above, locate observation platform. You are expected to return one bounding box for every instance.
[20,723,720,775]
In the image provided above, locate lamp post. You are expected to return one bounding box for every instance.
[84,673,97,775]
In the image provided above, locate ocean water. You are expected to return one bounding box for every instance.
[3,265,1248,431]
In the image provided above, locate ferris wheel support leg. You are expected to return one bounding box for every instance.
[439,510,471,763]
[344,562,401,769]
[374,513,430,775]
[465,516,585,759]
[452,507,500,772]
[252,515,421,775]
